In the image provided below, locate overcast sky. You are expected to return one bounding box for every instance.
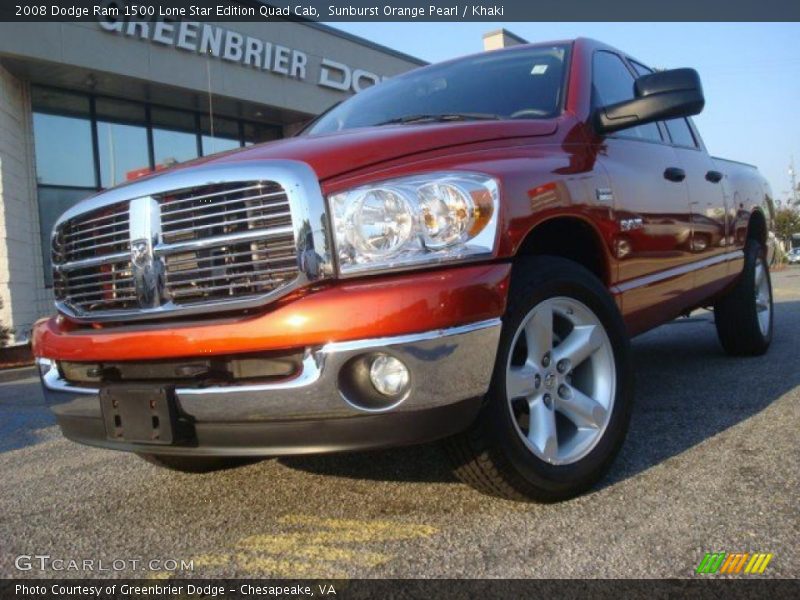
[333,22,800,204]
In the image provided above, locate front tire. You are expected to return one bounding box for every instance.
[446,256,634,502]
[714,240,773,356]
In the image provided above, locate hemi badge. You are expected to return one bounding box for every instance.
[596,188,614,203]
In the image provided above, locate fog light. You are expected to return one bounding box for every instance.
[369,355,410,397]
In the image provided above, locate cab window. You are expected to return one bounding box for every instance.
[630,60,700,149]
[592,51,662,143]
[665,118,698,148]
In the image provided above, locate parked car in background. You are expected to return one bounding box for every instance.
[33,38,774,501]
[788,247,800,264]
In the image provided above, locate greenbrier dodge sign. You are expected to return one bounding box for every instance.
[98,18,388,93]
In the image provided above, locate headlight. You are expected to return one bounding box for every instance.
[329,172,498,276]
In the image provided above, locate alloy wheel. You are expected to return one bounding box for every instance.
[754,258,771,337]
[505,297,616,465]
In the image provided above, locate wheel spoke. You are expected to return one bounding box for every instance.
[528,397,557,461]
[507,362,539,399]
[557,386,607,429]
[553,324,602,368]
[755,262,765,288]
[524,303,553,361]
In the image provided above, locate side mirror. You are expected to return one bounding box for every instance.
[593,68,705,135]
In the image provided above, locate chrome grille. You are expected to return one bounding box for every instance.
[53,203,136,313]
[52,179,301,318]
[159,182,297,302]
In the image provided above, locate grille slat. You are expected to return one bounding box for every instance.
[162,211,292,238]
[161,203,289,227]
[161,189,286,217]
[63,236,130,254]
[53,180,300,317]
[63,227,130,246]
[63,218,129,241]
[166,266,296,288]
[168,257,296,277]
[66,209,128,230]
[66,269,133,284]
[58,252,131,272]
[158,183,268,210]
[66,278,134,293]
[165,243,297,268]
[169,273,298,298]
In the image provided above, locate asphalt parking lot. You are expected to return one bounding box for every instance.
[1,269,798,580]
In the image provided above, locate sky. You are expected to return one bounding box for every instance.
[332,22,800,204]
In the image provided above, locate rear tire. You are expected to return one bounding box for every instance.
[137,453,260,473]
[445,256,634,502]
[714,240,773,356]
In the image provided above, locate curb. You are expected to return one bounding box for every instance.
[0,365,37,383]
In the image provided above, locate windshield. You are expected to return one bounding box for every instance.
[305,44,570,136]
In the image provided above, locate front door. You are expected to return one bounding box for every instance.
[592,50,695,332]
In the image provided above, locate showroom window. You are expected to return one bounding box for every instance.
[201,115,241,156]
[152,107,200,167]
[31,85,284,284]
[96,98,149,188]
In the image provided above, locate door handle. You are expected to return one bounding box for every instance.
[663,167,686,182]
[705,170,723,183]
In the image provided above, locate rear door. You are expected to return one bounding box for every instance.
[629,59,730,296]
[664,117,730,293]
[592,51,694,330]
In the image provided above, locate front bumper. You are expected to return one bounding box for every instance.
[38,319,501,456]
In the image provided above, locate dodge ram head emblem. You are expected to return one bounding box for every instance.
[128,197,166,309]
[130,239,150,268]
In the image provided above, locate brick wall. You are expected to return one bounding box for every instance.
[0,64,50,344]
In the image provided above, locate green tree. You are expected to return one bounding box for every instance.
[774,207,800,247]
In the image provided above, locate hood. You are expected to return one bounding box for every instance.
[158,119,559,182]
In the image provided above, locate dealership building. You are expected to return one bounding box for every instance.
[0,19,428,344]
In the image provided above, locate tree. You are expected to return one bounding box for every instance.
[774,207,800,247]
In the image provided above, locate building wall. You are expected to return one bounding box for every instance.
[0,22,423,118]
[0,64,50,344]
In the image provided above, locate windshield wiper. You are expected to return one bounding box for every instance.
[376,112,502,126]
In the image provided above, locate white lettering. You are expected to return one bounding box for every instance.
[125,20,149,40]
[273,45,290,74]
[352,68,380,92]
[262,42,273,71]
[176,22,199,52]
[98,18,123,32]
[199,24,222,57]
[244,37,263,68]
[319,58,351,91]
[152,21,174,45]
[290,51,307,79]
[223,31,244,62]
[96,21,384,95]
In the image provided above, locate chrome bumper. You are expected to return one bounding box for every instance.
[37,319,501,454]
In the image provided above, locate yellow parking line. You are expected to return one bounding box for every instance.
[183,514,438,577]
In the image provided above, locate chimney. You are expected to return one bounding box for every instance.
[482,29,528,51]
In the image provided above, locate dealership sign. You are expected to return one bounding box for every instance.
[98,19,385,93]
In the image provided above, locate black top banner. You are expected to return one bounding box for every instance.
[1,0,799,22]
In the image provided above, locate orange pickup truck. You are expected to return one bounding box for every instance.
[33,38,774,501]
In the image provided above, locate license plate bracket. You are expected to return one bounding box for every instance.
[100,385,182,445]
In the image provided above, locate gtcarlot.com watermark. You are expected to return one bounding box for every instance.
[15,554,193,573]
